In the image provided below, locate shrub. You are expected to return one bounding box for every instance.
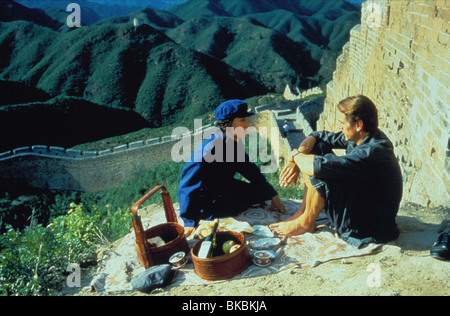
[0,202,108,296]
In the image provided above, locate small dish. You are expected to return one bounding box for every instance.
[253,250,275,267]
[264,250,277,259]
[253,238,281,250]
[253,258,271,267]
[169,252,187,269]
[252,225,274,238]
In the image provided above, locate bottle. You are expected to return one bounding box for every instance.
[197,218,220,259]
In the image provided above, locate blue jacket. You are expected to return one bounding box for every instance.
[178,133,277,227]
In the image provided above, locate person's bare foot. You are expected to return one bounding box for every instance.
[269,216,314,237]
[282,204,305,222]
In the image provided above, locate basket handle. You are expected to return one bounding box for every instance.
[131,185,177,223]
[131,185,178,269]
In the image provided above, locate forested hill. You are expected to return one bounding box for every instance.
[0,20,266,127]
[0,0,360,151]
[168,0,361,84]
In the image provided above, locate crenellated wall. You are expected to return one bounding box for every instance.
[0,119,278,193]
[0,123,211,192]
[0,137,182,192]
[318,0,449,207]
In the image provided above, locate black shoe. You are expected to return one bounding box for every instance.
[430,232,450,261]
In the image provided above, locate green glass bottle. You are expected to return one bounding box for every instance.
[197,218,220,259]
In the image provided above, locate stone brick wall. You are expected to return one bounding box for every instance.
[0,139,182,192]
[318,0,449,207]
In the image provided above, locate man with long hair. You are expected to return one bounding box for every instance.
[270,95,403,248]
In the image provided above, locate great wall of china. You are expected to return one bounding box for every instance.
[319,0,449,207]
[0,110,288,193]
[0,124,215,192]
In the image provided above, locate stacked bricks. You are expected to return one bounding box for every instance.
[318,0,449,207]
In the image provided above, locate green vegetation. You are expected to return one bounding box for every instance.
[0,160,183,295]
[72,110,216,152]
[0,20,267,133]
[0,95,150,153]
[168,0,360,87]
[0,0,62,30]
[166,15,321,92]
[0,200,127,296]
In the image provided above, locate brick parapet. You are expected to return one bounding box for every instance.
[318,0,449,206]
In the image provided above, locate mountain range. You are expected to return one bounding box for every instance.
[167,0,360,85]
[15,0,189,17]
[0,0,361,151]
[166,15,320,90]
[0,19,265,123]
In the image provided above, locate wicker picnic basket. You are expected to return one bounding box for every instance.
[191,231,251,281]
[131,185,189,269]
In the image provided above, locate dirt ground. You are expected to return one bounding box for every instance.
[62,202,449,297]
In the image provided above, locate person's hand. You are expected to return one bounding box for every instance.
[269,195,286,214]
[279,160,300,187]
[184,226,195,238]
